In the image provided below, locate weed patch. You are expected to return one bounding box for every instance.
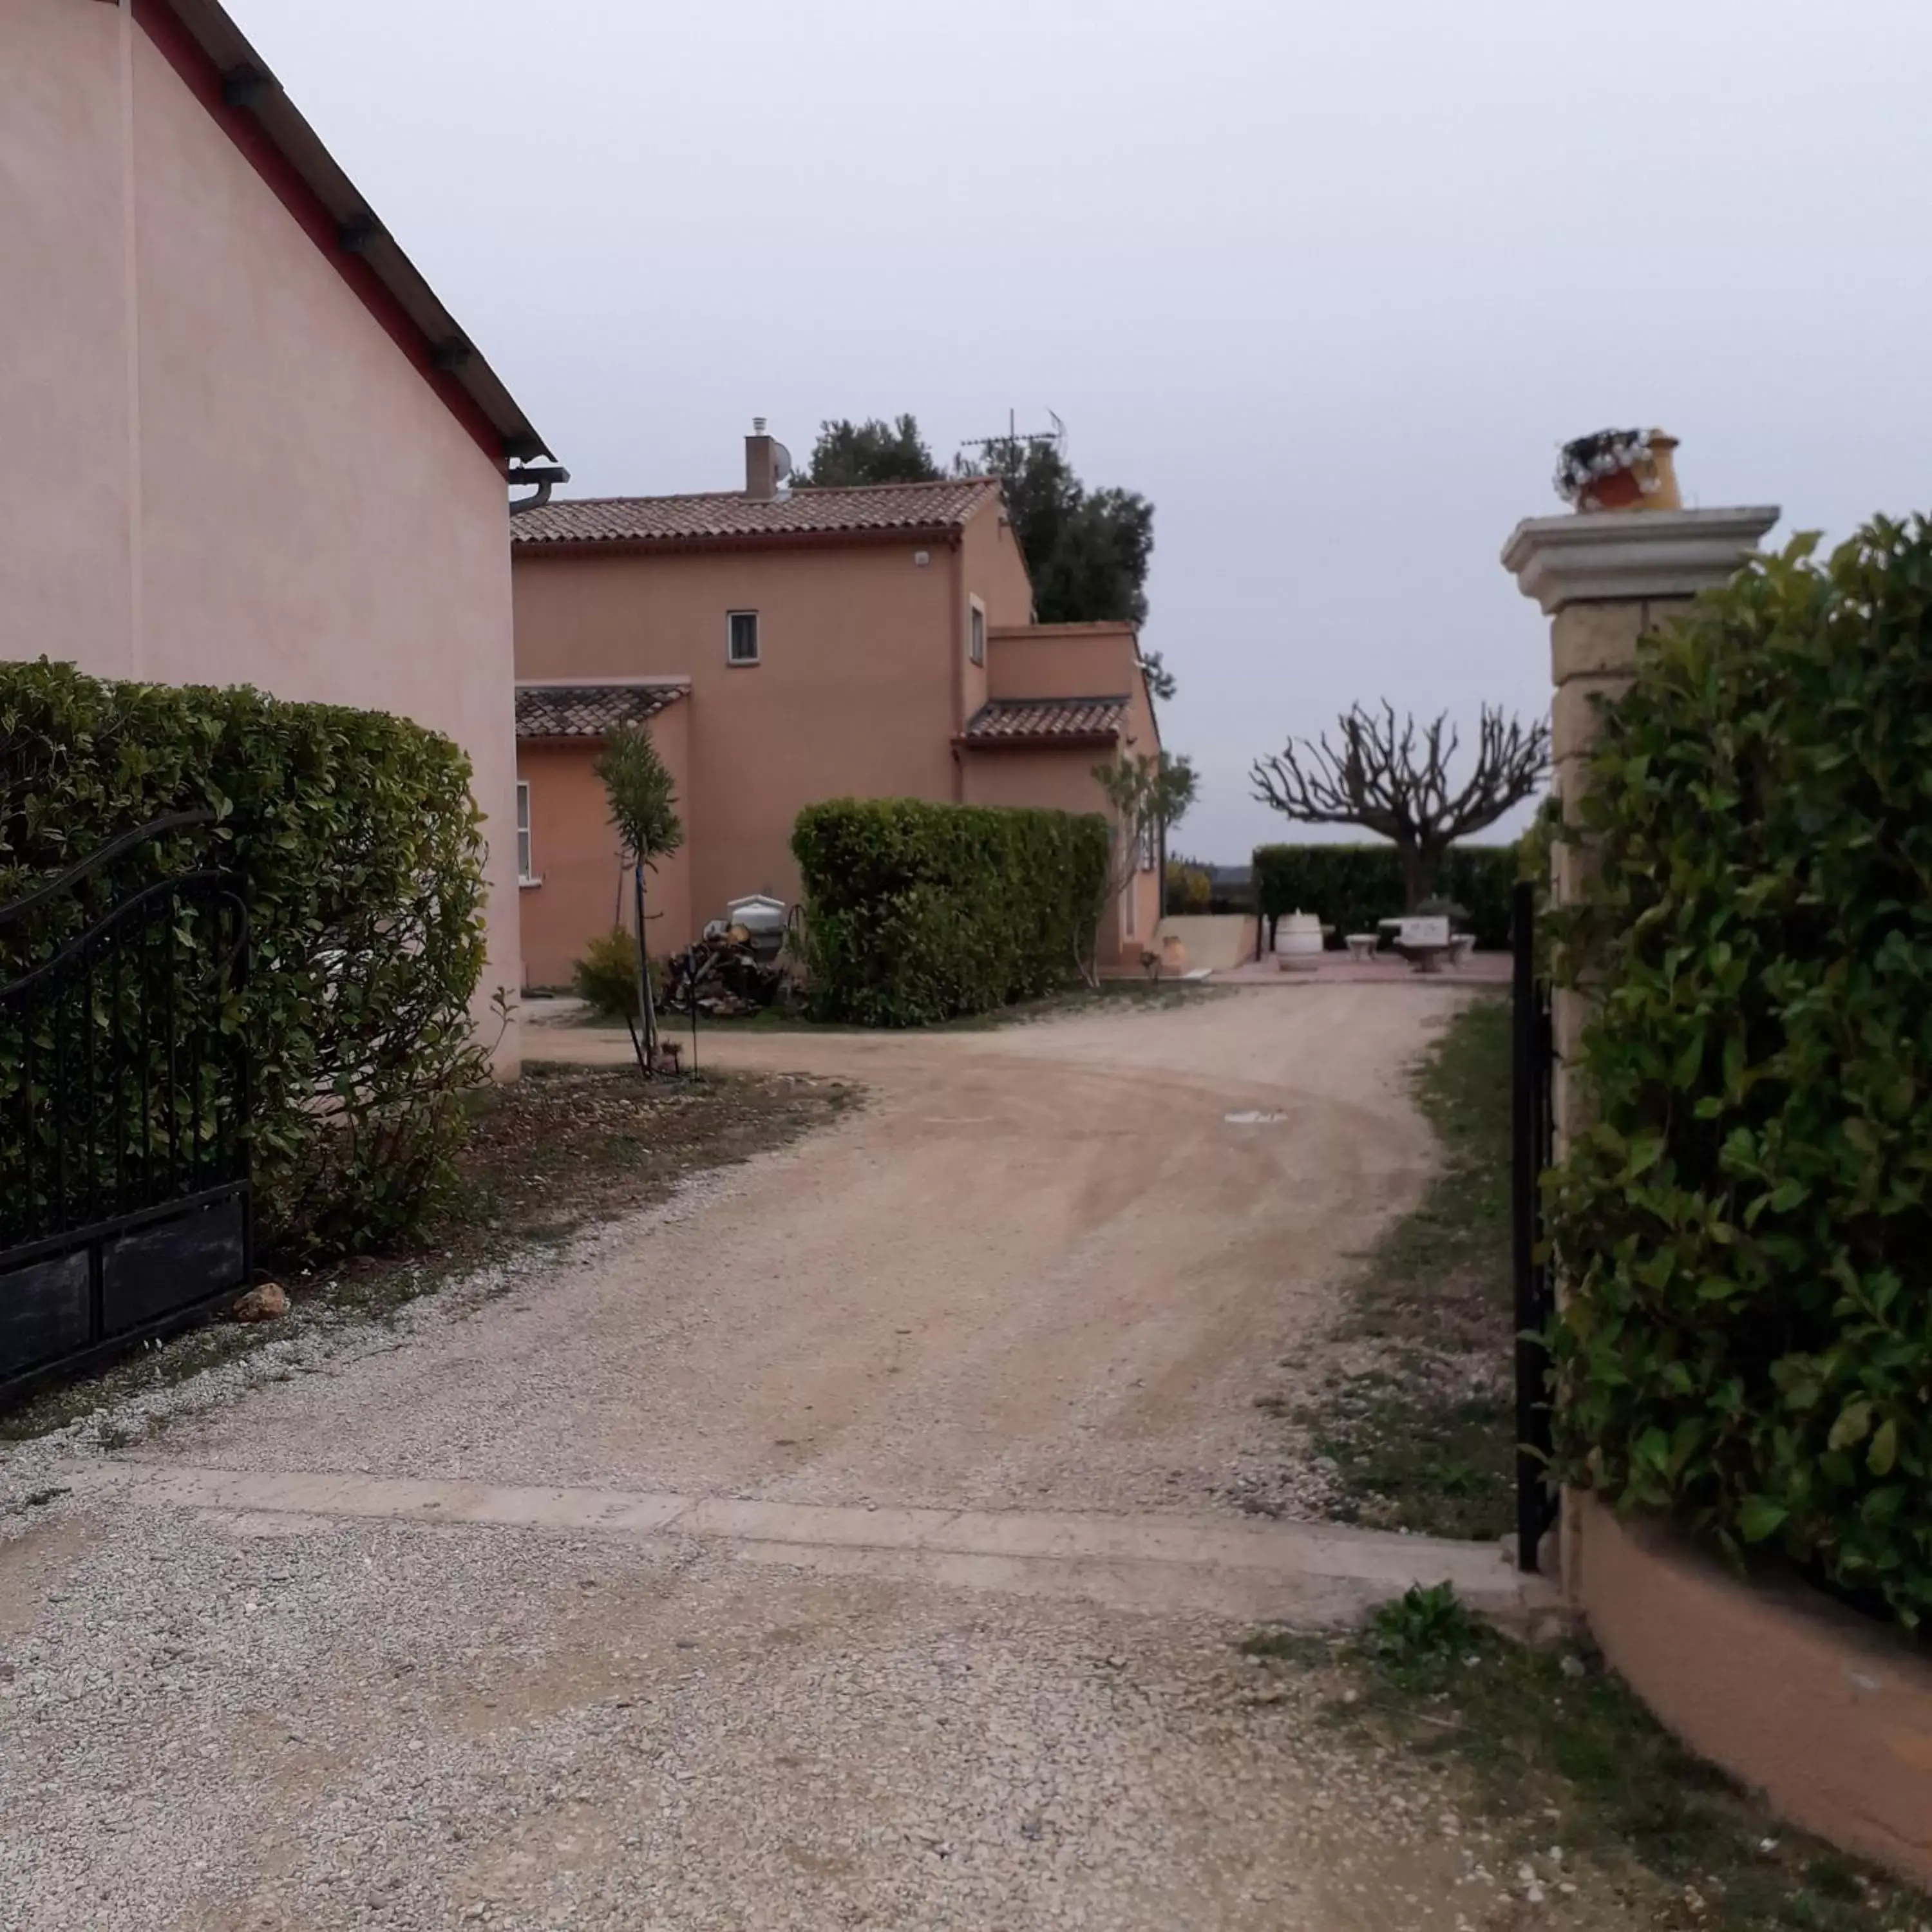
[1259,994,1519,1537]
[1243,1587,1929,1932]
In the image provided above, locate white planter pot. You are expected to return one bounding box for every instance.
[1273,911,1325,958]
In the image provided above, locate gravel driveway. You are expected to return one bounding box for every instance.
[0,985,1613,1932]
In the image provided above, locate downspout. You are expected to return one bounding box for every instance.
[118,0,144,676]
[949,538,967,801]
[1158,809,1168,944]
[508,465,570,516]
[1148,661,1166,945]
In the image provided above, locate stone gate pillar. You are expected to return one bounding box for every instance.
[1492,502,1932,1901]
[1501,501,1779,1593]
[1500,499,1932,1894]
[1501,505,1780,1156]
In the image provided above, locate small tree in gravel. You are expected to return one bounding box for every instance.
[593,723,685,1074]
[1086,752,1197,985]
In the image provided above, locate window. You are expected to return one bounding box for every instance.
[1138,820,1157,871]
[516,781,535,884]
[969,600,986,667]
[727,610,761,665]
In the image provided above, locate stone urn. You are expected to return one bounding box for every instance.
[1160,931,1188,975]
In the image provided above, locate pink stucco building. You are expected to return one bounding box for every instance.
[511,428,1164,989]
[2,0,553,1065]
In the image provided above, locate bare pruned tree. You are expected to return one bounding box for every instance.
[1250,702,1550,911]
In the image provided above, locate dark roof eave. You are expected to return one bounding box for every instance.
[153,0,553,468]
[952,731,1124,750]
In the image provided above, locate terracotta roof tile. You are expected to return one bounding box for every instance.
[515,683,685,739]
[958,696,1130,744]
[511,478,1000,549]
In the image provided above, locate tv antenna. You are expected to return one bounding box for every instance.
[960,409,1065,468]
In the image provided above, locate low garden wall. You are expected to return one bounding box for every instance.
[1576,1500,1932,1886]
[1152,914,1255,972]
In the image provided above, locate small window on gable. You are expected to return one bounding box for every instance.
[969,601,986,667]
[727,611,761,665]
[516,780,535,882]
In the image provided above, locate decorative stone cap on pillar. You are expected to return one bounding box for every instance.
[1502,506,1781,614]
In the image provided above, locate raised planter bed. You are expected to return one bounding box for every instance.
[1574,1496,1932,1888]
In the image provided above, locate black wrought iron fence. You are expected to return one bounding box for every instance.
[0,811,251,1399]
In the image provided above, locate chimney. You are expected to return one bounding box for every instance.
[745,417,777,500]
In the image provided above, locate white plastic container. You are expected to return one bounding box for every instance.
[1273,910,1324,970]
[724,893,789,961]
[725,893,786,937]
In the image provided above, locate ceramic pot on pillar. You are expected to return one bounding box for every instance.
[1558,429,1683,514]
[1586,435,1680,511]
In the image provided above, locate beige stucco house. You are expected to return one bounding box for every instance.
[511,428,1163,987]
[2,0,554,1065]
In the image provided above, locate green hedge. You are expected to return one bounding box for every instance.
[1549,518,1932,1628]
[1251,842,1520,947]
[792,798,1108,1025]
[0,659,491,1260]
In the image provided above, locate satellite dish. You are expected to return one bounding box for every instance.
[773,442,793,484]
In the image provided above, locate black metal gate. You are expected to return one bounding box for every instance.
[1511,878,1558,1572]
[0,811,251,1401]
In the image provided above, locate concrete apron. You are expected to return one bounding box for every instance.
[61,1460,1555,1629]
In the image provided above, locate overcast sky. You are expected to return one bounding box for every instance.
[236,0,1932,863]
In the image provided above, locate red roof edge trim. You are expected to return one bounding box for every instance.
[951,732,1121,750]
[131,0,509,474]
[513,526,971,562]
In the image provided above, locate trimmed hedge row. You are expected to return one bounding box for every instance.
[0,659,492,1259]
[792,798,1108,1026]
[1251,842,1520,948]
[1549,519,1932,1629]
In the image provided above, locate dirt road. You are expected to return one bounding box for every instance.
[0,986,1611,1932]
[164,985,1457,1513]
